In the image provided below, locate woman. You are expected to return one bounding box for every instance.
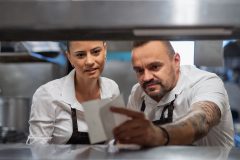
[27,41,120,144]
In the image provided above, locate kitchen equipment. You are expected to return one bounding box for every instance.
[1,0,240,40]
[0,97,31,134]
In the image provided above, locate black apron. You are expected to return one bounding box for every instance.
[66,108,105,144]
[66,108,90,144]
[140,96,176,125]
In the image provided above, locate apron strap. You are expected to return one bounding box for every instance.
[140,100,146,112]
[71,108,79,132]
[141,95,177,125]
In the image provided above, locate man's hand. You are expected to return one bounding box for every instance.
[110,107,167,147]
[111,101,221,146]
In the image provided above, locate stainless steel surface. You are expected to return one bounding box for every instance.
[0,53,52,63]
[102,61,137,102]
[194,40,224,67]
[0,63,67,97]
[0,97,30,133]
[107,41,132,52]
[0,0,240,40]
[0,41,64,63]
[0,144,239,160]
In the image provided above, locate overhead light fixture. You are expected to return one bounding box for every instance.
[133,28,232,36]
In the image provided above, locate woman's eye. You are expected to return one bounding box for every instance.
[76,53,86,58]
[91,49,101,56]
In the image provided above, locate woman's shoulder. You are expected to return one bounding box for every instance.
[100,77,119,87]
[100,77,120,96]
[34,76,66,97]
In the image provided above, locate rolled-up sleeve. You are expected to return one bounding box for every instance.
[191,75,228,116]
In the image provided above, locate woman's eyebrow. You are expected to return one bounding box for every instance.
[73,50,86,54]
[90,47,102,51]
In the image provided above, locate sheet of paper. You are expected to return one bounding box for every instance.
[81,94,128,144]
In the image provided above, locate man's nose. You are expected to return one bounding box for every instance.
[142,70,153,82]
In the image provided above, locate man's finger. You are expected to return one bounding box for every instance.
[117,133,146,146]
[113,119,146,138]
[110,107,145,119]
[115,125,145,141]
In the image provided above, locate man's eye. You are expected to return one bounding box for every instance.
[150,65,160,71]
[135,68,144,74]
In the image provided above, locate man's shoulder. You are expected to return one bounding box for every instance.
[127,83,144,109]
[181,65,220,83]
[181,65,216,75]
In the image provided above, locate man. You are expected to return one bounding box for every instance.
[111,41,234,147]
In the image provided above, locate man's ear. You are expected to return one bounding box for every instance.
[174,53,181,66]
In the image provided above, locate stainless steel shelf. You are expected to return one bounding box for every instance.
[0,53,48,63]
[0,0,240,40]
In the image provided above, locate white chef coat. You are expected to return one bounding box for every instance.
[127,65,234,147]
[27,69,120,144]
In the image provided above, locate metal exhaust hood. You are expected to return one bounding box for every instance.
[0,0,240,40]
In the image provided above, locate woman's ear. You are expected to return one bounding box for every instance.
[103,42,107,58]
[103,42,107,50]
[66,51,74,68]
[65,51,70,59]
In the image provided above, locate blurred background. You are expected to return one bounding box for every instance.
[0,40,240,145]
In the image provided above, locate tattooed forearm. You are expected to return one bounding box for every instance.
[190,111,208,140]
[162,101,221,144]
[188,101,221,141]
[199,101,221,127]
[166,110,208,143]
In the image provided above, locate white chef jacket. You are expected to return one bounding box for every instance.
[27,69,120,144]
[127,65,234,147]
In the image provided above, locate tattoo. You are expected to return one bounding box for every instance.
[200,101,221,127]
[190,101,221,141]
[164,101,221,144]
[172,111,208,141]
[190,111,208,140]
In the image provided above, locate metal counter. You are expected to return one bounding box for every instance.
[0,144,239,160]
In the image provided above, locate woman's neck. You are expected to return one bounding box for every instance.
[74,75,100,103]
